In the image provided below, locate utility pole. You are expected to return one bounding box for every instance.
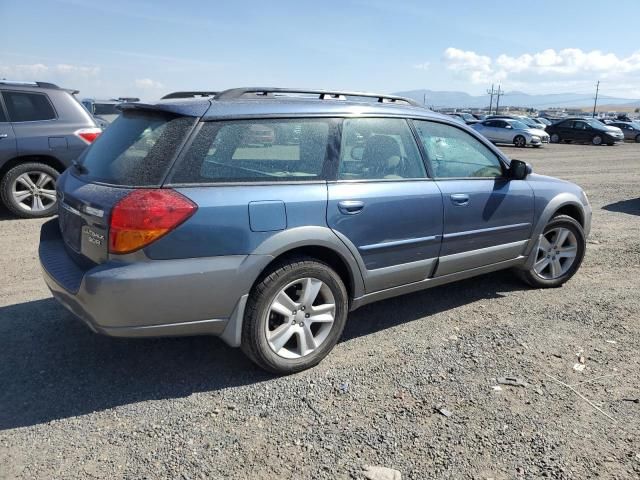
[495,84,503,114]
[592,80,600,118]
[423,93,427,106]
[487,84,495,114]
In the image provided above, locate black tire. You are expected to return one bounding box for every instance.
[635,134,640,143]
[550,133,560,143]
[241,256,349,374]
[0,162,60,219]
[592,135,603,146]
[516,214,586,288]
[514,135,526,148]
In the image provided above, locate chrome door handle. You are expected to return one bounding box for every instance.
[0,134,8,139]
[450,194,469,206]
[338,200,365,215]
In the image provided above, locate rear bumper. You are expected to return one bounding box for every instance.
[39,219,271,340]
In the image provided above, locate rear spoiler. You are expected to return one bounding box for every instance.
[161,91,218,100]
[117,101,210,117]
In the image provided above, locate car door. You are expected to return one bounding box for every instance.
[476,120,499,142]
[571,120,590,142]
[412,120,534,277]
[0,96,17,167]
[327,117,443,293]
[494,120,514,143]
[554,120,572,140]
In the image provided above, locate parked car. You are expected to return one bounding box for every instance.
[546,118,624,145]
[0,80,101,218]
[472,118,549,147]
[535,117,552,126]
[487,115,544,130]
[39,87,591,374]
[448,112,479,125]
[81,97,139,128]
[608,121,640,142]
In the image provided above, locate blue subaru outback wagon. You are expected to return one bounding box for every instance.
[39,88,592,373]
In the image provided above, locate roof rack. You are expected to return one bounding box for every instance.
[161,91,218,100]
[0,80,60,89]
[214,87,422,106]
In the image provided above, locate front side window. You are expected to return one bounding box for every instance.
[171,119,331,183]
[338,118,426,180]
[2,91,56,122]
[413,120,503,179]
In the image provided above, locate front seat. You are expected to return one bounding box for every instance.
[362,135,403,179]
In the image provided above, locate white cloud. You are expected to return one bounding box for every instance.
[134,78,164,89]
[412,62,430,71]
[0,63,99,79]
[443,47,640,90]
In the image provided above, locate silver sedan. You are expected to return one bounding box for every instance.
[472,119,550,147]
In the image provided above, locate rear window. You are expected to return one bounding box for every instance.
[93,103,120,116]
[170,119,332,183]
[75,110,196,186]
[3,91,56,122]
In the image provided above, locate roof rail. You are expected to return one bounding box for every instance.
[214,87,422,106]
[161,91,218,100]
[0,80,60,89]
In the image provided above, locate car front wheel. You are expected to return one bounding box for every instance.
[0,162,59,218]
[516,214,586,288]
[514,135,526,148]
[241,256,349,374]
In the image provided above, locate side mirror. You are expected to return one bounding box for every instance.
[509,159,531,180]
[350,145,364,161]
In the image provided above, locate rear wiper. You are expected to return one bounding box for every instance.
[72,160,88,174]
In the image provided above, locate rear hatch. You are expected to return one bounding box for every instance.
[57,107,199,265]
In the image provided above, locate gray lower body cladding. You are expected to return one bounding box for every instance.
[40,219,271,339]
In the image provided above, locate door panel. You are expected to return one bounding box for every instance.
[0,122,17,165]
[328,181,443,292]
[435,179,534,275]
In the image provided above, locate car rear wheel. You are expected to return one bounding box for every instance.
[635,134,640,143]
[514,135,526,148]
[592,135,603,145]
[241,256,348,374]
[0,162,59,218]
[516,214,585,288]
[550,133,560,143]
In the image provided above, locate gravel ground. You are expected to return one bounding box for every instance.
[1,142,639,479]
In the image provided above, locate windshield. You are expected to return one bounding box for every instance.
[585,119,606,128]
[75,110,196,186]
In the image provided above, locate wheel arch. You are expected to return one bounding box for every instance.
[0,155,66,180]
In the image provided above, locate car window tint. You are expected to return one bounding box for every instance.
[0,101,6,122]
[172,119,330,183]
[3,91,56,122]
[338,118,425,180]
[413,120,503,179]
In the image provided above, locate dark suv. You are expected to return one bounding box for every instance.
[39,87,591,374]
[0,81,101,218]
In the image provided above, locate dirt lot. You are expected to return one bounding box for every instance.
[1,143,639,479]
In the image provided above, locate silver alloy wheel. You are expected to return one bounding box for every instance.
[533,227,578,280]
[264,277,336,359]
[12,172,56,212]
[514,136,526,147]
[592,135,602,145]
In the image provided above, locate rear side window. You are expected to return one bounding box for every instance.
[171,119,331,183]
[338,118,426,180]
[3,91,56,122]
[76,110,196,186]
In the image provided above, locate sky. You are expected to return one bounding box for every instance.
[1,0,640,101]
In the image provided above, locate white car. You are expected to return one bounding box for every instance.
[472,118,550,148]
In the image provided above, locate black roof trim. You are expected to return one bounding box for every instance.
[214,87,421,106]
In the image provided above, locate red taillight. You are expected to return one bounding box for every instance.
[109,189,197,254]
[75,127,102,144]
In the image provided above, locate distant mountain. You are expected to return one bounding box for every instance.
[394,89,640,110]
